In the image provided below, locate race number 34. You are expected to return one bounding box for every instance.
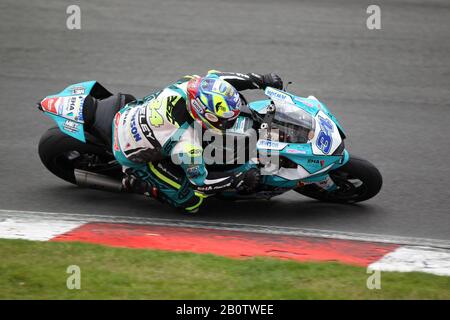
[316,116,334,154]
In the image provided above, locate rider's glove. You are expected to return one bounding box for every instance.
[261,73,283,90]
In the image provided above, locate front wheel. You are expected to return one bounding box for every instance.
[38,127,122,184]
[295,155,382,203]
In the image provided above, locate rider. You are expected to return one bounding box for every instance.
[113,70,283,213]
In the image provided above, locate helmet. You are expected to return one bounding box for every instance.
[187,75,241,132]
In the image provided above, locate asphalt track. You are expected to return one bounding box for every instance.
[0,0,449,240]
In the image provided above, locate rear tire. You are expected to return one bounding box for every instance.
[38,127,120,184]
[295,155,382,203]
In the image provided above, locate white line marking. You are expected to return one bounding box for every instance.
[0,216,84,241]
[1,208,450,248]
[369,246,450,277]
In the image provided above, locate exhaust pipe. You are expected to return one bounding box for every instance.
[74,169,123,193]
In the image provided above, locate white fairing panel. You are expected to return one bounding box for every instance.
[274,166,311,180]
[311,110,342,156]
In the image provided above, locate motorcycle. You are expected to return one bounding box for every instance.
[37,81,382,206]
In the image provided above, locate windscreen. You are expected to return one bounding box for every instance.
[270,101,315,143]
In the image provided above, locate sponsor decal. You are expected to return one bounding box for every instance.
[130,112,142,142]
[316,115,334,154]
[286,148,307,154]
[308,159,325,167]
[68,96,78,112]
[75,104,84,122]
[264,87,293,103]
[260,140,278,148]
[257,139,287,150]
[138,108,158,145]
[294,97,315,108]
[113,112,121,151]
[59,95,85,121]
[71,86,85,95]
[191,98,204,115]
[63,120,79,133]
[196,182,232,192]
[156,163,180,181]
[48,98,57,114]
[41,97,59,114]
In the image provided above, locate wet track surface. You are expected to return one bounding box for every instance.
[0,0,449,240]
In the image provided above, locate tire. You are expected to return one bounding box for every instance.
[38,127,120,184]
[295,155,382,203]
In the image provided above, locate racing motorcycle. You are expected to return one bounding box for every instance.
[37,81,382,206]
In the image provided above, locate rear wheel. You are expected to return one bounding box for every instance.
[38,127,122,184]
[295,155,382,203]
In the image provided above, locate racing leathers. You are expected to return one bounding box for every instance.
[112,70,283,212]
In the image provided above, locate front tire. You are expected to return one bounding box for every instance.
[295,155,382,203]
[38,127,121,184]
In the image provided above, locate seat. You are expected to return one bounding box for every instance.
[83,93,136,147]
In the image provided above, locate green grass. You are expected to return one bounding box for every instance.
[0,239,448,299]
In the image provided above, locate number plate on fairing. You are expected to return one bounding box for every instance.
[311,110,342,155]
